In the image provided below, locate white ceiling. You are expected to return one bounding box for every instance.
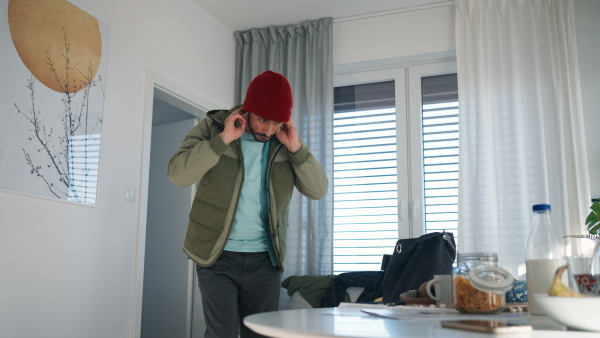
[191,0,451,32]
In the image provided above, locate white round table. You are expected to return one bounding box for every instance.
[244,307,599,338]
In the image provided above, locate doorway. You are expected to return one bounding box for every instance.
[134,72,217,338]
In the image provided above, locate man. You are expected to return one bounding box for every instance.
[167,70,328,338]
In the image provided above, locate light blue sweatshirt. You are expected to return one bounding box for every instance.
[224,132,270,253]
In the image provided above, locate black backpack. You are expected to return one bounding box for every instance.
[381,231,457,302]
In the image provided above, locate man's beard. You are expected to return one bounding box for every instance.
[247,113,273,143]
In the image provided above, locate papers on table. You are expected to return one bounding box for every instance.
[337,303,529,322]
[338,302,407,309]
[338,302,457,312]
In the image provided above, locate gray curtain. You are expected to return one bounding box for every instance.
[234,17,334,309]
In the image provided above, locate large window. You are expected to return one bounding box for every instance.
[333,62,458,274]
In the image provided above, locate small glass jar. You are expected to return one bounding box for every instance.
[452,252,514,314]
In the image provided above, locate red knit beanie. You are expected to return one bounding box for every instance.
[243,70,293,123]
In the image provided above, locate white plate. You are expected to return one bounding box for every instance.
[533,293,600,331]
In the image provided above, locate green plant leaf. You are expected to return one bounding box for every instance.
[586,201,600,235]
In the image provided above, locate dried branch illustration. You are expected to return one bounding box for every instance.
[15,31,103,202]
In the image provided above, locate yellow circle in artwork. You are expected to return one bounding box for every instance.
[8,0,102,94]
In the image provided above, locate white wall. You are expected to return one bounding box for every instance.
[0,0,234,337]
[333,5,455,71]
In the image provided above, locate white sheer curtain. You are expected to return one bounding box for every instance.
[234,18,334,309]
[455,0,591,276]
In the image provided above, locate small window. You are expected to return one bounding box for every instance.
[333,81,398,274]
[421,74,459,238]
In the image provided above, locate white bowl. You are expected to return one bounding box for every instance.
[533,293,600,331]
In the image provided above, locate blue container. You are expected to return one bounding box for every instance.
[505,280,527,303]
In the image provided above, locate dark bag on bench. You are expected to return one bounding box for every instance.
[381,231,456,302]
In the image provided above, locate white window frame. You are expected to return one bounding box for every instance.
[334,67,410,241]
[407,61,458,238]
[333,60,457,246]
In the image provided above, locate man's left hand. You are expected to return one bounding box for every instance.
[276,117,301,153]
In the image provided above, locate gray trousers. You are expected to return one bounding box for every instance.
[196,251,281,338]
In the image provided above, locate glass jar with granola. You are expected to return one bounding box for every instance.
[452,252,514,314]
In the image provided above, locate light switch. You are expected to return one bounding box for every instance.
[125,187,136,202]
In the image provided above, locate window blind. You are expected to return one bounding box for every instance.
[333,81,398,274]
[421,74,459,238]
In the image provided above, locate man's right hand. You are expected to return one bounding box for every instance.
[220,108,246,145]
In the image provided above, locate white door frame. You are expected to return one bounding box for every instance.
[132,71,217,338]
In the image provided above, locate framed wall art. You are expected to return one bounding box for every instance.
[0,0,109,204]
